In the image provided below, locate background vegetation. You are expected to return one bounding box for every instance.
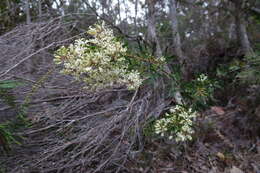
[0,0,259,172]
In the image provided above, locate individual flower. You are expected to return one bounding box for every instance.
[197,74,208,82]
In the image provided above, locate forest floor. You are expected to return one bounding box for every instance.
[0,90,259,173]
[128,104,260,173]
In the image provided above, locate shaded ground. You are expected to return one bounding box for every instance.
[127,105,260,173]
[0,91,259,172]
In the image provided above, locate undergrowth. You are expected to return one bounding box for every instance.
[0,80,24,154]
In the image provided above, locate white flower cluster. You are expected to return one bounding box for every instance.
[154,105,197,142]
[197,74,208,82]
[54,22,143,90]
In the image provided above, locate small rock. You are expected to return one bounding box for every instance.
[211,106,225,115]
[209,167,217,173]
[230,166,244,173]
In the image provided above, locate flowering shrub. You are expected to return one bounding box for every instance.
[183,74,218,109]
[54,22,143,90]
[192,74,215,100]
[154,105,197,142]
[155,74,217,142]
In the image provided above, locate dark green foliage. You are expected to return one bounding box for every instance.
[166,65,219,110]
[0,80,23,107]
[0,80,24,154]
[237,52,260,84]
[143,119,156,137]
[0,123,21,154]
[0,80,23,89]
[220,51,260,85]
[0,0,24,34]
[182,74,219,110]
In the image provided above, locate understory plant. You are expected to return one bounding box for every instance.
[237,52,260,84]
[183,74,219,110]
[0,123,20,153]
[153,73,218,142]
[54,21,143,91]
[0,80,24,153]
[154,105,197,142]
[54,21,216,143]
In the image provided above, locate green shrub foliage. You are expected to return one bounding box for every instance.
[237,52,260,84]
[0,80,23,153]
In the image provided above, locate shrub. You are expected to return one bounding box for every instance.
[154,105,197,142]
[54,22,143,91]
[0,123,20,153]
[53,22,214,143]
[183,74,219,110]
[153,74,218,142]
[0,80,23,153]
[237,52,260,84]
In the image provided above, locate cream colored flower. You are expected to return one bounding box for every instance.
[54,22,142,91]
[154,105,197,142]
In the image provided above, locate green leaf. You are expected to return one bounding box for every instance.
[0,80,24,89]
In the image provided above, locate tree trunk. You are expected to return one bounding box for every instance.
[168,0,186,104]
[38,0,42,18]
[169,0,184,61]
[25,0,31,24]
[146,0,181,106]
[134,0,138,34]
[146,0,163,58]
[6,0,11,14]
[117,0,121,23]
[234,1,253,55]
[169,0,189,80]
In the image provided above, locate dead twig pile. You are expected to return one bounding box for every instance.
[0,17,171,173]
